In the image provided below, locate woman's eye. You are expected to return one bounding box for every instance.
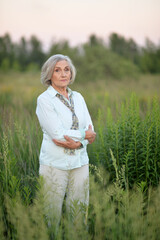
[55,69,59,72]
[65,68,70,72]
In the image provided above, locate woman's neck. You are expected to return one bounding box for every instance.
[51,84,69,99]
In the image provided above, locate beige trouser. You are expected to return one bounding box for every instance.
[39,164,89,227]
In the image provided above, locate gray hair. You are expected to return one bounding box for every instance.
[41,54,76,86]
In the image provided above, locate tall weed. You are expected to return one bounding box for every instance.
[0,167,160,240]
[89,94,160,188]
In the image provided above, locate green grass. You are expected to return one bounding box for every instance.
[0,71,160,239]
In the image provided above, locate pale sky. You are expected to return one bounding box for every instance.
[0,0,160,49]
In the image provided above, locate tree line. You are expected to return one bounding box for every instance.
[0,32,160,81]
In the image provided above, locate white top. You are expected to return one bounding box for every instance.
[36,85,94,170]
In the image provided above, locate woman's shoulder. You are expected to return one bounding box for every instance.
[72,91,86,104]
[37,88,51,103]
[72,90,84,99]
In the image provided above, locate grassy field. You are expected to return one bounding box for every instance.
[0,71,160,239]
[0,71,160,119]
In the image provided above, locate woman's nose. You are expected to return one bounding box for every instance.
[61,70,66,76]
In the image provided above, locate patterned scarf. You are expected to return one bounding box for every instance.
[56,92,79,155]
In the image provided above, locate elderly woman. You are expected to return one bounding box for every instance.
[36,54,96,227]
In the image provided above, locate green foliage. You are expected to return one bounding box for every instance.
[12,60,21,71]
[75,43,139,82]
[48,39,79,62]
[109,32,139,64]
[0,73,160,239]
[0,166,160,240]
[0,32,160,77]
[89,94,160,188]
[0,58,10,71]
[139,39,160,73]
[0,33,14,67]
[14,37,30,71]
[26,62,40,72]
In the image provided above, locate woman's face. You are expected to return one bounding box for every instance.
[51,60,71,90]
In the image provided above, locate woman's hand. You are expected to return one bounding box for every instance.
[85,125,96,144]
[52,135,81,149]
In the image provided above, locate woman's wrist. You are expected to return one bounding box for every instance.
[76,141,82,148]
[85,130,89,140]
[80,129,86,140]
